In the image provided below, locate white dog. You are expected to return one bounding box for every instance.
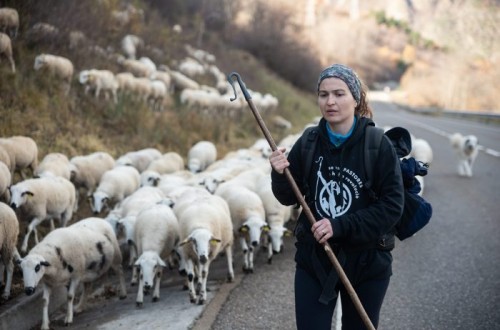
[449,133,479,177]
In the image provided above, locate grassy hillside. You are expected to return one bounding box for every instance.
[0,1,318,163]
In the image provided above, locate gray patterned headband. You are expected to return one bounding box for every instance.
[317,64,361,104]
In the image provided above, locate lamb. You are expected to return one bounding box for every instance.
[176,193,234,304]
[34,54,74,94]
[9,176,77,253]
[132,203,180,306]
[0,161,11,202]
[116,148,162,173]
[79,69,119,103]
[0,7,18,39]
[146,151,184,175]
[16,221,126,330]
[0,135,38,180]
[69,151,115,200]
[187,140,217,173]
[0,202,19,300]
[34,152,71,180]
[215,183,268,273]
[0,32,15,73]
[90,165,141,214]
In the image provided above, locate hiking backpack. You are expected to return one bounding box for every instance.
[301,124,433,241]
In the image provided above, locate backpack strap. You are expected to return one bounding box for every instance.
[300,126,319,202]
[301,126,319,176]
[363,125,385,197]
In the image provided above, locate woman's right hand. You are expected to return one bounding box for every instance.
[269,147,290,174]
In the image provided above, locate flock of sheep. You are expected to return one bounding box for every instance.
[0,128,310,329]
[0,5,280,115]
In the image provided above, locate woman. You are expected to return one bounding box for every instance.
[269,64,404,329]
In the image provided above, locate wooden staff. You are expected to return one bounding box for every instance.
[228,72,375,330]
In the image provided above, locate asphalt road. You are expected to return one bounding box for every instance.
[2,99,499,330]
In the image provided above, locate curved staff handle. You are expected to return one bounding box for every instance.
[228,71,375,330]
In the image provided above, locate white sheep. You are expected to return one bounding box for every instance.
[121,34,144,59]
[132,203,180,306]
[0,135,38,180]
[272,115,292,130]
[139,56,157,72]
[34,54,74,94]
[34,152,71,180]
[116,71,136,96]
[116,148,162,173]
[149,70,172,93]
[0,202,19,300]
[90,165,140,214]
[69,151,115,200]
[176,193,234,304]
[190,160,253,194]
[114,187,170,266]
[16,220,126,330]
[129,76,152,102]
[69,217,127,306]
[187,140,217,173]
[168,69,200,91]
[0,161,11,202]
[149,79,167,111]
[79,69,119,103]
[68,30,87,50]
[146,151,184,175]
[9,176,77,253]
[0,32,15,73]
[118,56,154,77]
[0,145,12,173]
[256,175,293,264]
[178,57,206,78]
[26,22,60,45]
[184,44,216,65]
[215,183,268,273]
[111,5,144,30]
[0,7,18,39]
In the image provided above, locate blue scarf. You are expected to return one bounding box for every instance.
[326,117,357,147]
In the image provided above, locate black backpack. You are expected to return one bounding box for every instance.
[301,124,432,241]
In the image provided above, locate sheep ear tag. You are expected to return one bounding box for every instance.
[239,226,248,233]
[209,238,221,246]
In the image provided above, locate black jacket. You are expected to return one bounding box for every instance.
[271,116,404,304]
[272,116,404,247]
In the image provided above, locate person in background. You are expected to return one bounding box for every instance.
[269,63,404,329]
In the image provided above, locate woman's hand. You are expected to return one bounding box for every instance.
[311,218,333,244]
[269,147,290,174]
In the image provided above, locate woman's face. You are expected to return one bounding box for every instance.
[318,77,357,134]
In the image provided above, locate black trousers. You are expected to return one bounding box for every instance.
[295,266,390,330]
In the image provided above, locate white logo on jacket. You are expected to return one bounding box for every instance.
[313,156,362,218]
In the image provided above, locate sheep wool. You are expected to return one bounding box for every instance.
[0,202,19,300]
